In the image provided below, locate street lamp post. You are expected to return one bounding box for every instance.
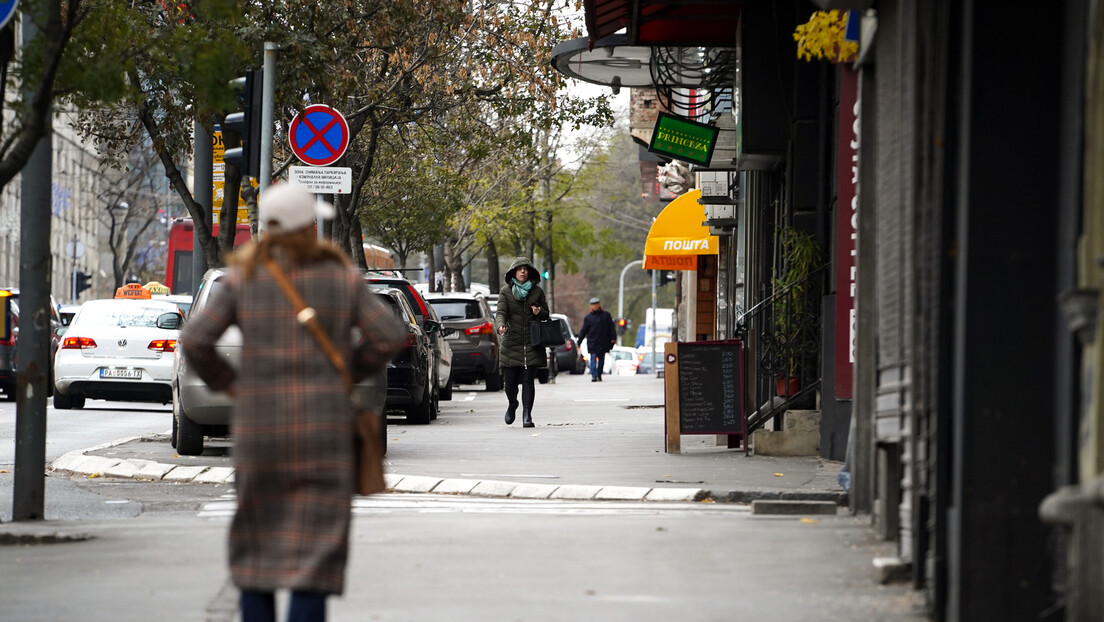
[618,259,644,318]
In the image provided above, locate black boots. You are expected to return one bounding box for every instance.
[522,409,534,428]
[505,401,518,425]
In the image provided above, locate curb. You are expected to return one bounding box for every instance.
[48,437,847,506]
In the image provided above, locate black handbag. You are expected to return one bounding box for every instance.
[529,319,565,347]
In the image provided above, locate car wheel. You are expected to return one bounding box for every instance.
[52,391,73,409]
[440,377,453,401]
[175,405,205,456]
[571,355,586,375]
[484,370,502,392]
[430,385,439,421]
[406,384,433,425]
[537,368,549,384]
[171,396,181,449]
[72,395,86,409]
[379,414,387,456]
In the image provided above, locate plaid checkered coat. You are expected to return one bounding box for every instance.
[180,255,403,595]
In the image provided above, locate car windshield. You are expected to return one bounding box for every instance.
[429,300,482,320]
[76,302,177,328]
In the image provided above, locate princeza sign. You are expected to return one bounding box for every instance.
[648,113,720,165]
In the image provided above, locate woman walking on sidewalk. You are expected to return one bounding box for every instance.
[495,257,549,428]
[181,183,403,622]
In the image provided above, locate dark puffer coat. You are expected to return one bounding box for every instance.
[495,257,549,369]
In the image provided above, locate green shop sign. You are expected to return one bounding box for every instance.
[648,113,720,165]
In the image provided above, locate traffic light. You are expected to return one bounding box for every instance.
[223,69,263,178]
[658,270,675,286]
[73,271,92,298]
[616,317,628,336]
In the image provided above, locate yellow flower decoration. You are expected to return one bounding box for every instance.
[793,10,858,63]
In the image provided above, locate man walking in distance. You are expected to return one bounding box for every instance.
[577,297,617,382]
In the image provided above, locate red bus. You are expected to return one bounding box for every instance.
[166,218,253,294]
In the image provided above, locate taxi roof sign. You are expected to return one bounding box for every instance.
[144,281,170,295]
[116,283,152,299]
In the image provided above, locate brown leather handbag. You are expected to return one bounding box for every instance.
[264,258,387,496]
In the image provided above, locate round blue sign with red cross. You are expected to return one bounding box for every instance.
[288,105,350,167]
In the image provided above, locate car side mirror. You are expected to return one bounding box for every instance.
[156,312,183,330]
[55,326,67,337]
[424,319,441,334]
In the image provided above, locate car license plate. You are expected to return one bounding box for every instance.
[100,368,141,379]
[446,332,460,340]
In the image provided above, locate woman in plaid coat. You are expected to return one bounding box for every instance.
[181,183,404,622]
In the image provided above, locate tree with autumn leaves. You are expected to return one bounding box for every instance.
[54,0,613,274]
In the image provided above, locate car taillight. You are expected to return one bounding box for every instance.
[564,340,574,351]
[405,332,418,347]
[464,322,493,336]
[147,339,177,352]
[62,336,97,349]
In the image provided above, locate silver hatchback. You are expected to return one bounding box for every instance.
[171,269,387,455]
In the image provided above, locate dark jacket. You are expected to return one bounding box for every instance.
[494,256,549,369]
[181,253,404,595]
[578,308,617,355]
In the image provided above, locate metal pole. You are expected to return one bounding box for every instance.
[651,269,658,377]
[618,259,643,318]
[192,122,212,295]
[13,11,52,521]
[260,42,277,195]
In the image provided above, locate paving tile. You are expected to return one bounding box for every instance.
[469,480,518,497]
[594,486,651,501]
[392,475,443,493]
[508,483,559,499]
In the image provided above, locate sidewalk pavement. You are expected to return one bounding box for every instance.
[0,373,923,622]
[49,372,848,507]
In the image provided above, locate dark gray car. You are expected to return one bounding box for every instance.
[424,292,502,392]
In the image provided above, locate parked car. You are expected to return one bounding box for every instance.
[635,348,661,376]
[172,268,388,455]
[549,313,585,374]
[373,287,438,424]
[424,292,502,392]
[52,297,183,409]
[154,294,194,317]
[365,272,453,401]
[0,289,63,400]
[606,345,639,375]
[58,304,81,326]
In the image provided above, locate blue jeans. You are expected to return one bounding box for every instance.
[589,351,606,378]
[241,590,327,622]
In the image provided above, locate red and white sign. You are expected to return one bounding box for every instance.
[835,65,859,399]
[288,105,350,167]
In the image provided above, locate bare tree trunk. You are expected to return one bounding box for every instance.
[219,165,242,259]
[487,238,500,291]
[447,238,465,292]
[426,248,436,289]
[347,214,366,268]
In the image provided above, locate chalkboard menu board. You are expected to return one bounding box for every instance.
[673,341,744,435]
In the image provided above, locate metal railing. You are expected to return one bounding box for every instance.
[735,264,828,435]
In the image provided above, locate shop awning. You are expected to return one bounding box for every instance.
[643,189,718,270]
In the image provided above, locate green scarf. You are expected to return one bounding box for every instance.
[511,278,533,301]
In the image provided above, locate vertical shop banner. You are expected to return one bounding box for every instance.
[835,65,859,399]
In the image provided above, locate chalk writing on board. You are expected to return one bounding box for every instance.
[676,342,743,434]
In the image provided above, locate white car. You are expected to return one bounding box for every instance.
[52,298,184,409]
[579,342,637,376]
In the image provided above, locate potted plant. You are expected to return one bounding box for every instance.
[772,227,823,396]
